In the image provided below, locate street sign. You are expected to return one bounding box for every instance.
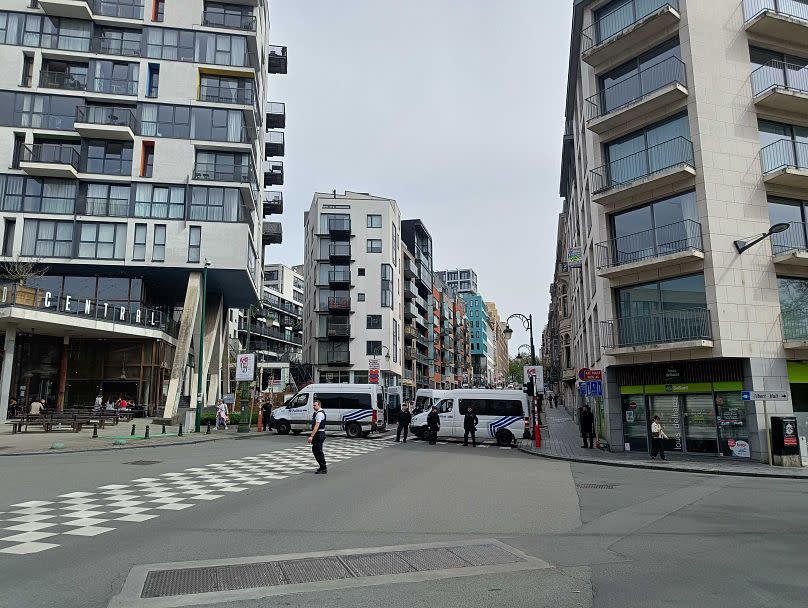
[578,368,603,381]
[587,381,603,397]
[523,366,544,387]
[235,353,255,381]
[368,358,380,370]
[741,391,789,401]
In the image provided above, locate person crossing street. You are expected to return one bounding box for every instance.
[426,405,440,445]
[396,403,412,442]
[307,399,327,474]
[463,406,478,447]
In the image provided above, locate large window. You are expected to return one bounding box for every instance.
[367,315,382,329]
[85,140,132,175]
[145,27,249,67]
[0,175,75,214]
[134,183,185,219]
[21,219,74,258]
[194,150,252,182]
[759,118,808,173]
[94,27,142,56]
[319,213,350,233]
[779,277,808,340]
[92,60,138,95]
[191,107,246,142]
[750,46,808,96]
[381,264,393,308]
[367,239,382,253]
[78,222,126,259]
[140,104,191,138]
[7,93,80,131]
[190,186,243,222]
[198,74,254,104]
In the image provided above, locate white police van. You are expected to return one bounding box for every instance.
[410,389,529,446]
[413,389,450,415]
[269,384,386,438]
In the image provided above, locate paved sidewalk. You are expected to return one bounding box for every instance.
[519,411,808,479]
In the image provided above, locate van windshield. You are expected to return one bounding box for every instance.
[414,395,430,414]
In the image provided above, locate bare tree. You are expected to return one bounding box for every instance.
[0,257,49,285]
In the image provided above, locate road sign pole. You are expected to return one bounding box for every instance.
[764,400,772,466]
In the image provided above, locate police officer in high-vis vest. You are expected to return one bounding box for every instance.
[307,399,327,474]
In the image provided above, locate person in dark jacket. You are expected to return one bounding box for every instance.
[396,403,412,442]
[580,404,595,449]
[261,401,272,432]
[463,406,479,447]
[426,406,440,445]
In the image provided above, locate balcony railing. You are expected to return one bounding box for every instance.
[263,191,283,216]
[266,102,286,129]
[92,77,138,96]
[202,10,257,31]
[39,70,87,91]
[328,218,351,234]
[90,35,141,57]
[744,0,808,23]
[20,144,80,170]
[761,139,808,174]
[771,221,808,255]
[198,85,254,105]
[585,56,687,120]
[328,270,351,284]
[327,297,350,312]
[751,58,808,97]
[595,219,703,269]
[90,0,145,19]
[193,161,256,184]
[591,136,694,193]
[600,307,712,349]
[325,352,351,365]
[77,195,130,217]
[325,323,350,338]
[267,45,288,74]
[75,105,137,131]
[782,313,808,341]
[328,243,351,259]
[582,0,679,53]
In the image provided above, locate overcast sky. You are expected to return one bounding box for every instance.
[267,0,572,356]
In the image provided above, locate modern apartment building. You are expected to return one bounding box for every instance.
[463,293,493,385]
[400,220,433,397]
[551,0,808,462]
[302,191,403,386]
[435,268,478,295]
[485,302,510,386]
[0,0,285,421]
[264,262,303,305]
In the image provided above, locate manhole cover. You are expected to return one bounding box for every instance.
[576,483,617,489]
[124,460,162,466]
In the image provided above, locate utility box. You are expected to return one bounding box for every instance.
[771,416,803,468]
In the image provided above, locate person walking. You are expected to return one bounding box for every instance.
[396,402,412,442]
[261,401,272,432]
[650,415,668,461]
[307,399,327,473]
[463,406,479,447]
[426,405,440,445]
[580,404,595,449]
[215,399,229,430]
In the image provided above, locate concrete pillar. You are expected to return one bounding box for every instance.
[56,336,69,412]
[0,328,16,421]
[164,273,201,419]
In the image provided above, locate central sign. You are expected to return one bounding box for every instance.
[741,391,789,401]
[235,353,255,382]
[578,368,602,381]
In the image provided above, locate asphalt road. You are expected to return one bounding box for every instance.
[0,432,806,608]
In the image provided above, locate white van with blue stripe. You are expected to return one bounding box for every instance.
[410,389,529,446]
[269,384,386,439]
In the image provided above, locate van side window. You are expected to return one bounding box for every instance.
[437,399,453,413]
[289,394,308,407]
[314,393,341,409]
[314,393,372,410]
[459,399,522,417]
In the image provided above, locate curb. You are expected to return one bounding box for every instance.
[517,444,808,480]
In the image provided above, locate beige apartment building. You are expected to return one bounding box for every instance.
[550,0,808,463]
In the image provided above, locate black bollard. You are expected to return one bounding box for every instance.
[144,425,150,439]
[178,423,183,437]
[206,422,211,435]
[161,423,166,434]
[92,423,98,439]
[130,424,136,436]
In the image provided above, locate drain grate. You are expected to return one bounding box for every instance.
[124,460,162,466]
[140,543,527,599]
[576,482,617,489]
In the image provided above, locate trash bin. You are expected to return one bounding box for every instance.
[771,416,803,467]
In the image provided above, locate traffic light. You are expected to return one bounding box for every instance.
[523,379,534,397]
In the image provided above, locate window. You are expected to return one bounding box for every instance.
[92,60,138,95]
[367,214,382,228]
[393,321,398,362]
[367,315,382,329]
[366,341,382,356]
[21,219,73,257]
[94,26,142,56]
[78,222,126,259]
[459,398,523,417]
[381,264,393,308]
[3,219,15,256]
[392,222,398,266]
[141,141,155,177]
[146,63,159,97]
[779,277,808,340]
[190,186,243,221]
[358,293,366,302]
[140,104,191,138]
[358,268,365,276]
[199,74,254,104]
[133,223,146,260]
[759,118,808,173]
[145,27,249,67]
[266,270,279,281]
[194,150,252,182]
[153,224,166,261]
[367,239,382,253]
[85,140,133,175]
[83,183,130,216]
[153,0,165,21]
[12,93,81,131]
[191,107,246,142]
[21,55,33,87]
[188,226,201,262]
[134,183,185,219]
[313,392,371,410]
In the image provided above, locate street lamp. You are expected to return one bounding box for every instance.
[515,344,532,360]
[195,260,211,433]
[238,303,266,433]
[734,222,790,254]
[503,313,536,366]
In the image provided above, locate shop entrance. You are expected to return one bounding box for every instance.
[649,394,717,454]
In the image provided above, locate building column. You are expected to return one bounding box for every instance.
[56,336,69,412]
[0,328,16,421]
[164,273,201,420]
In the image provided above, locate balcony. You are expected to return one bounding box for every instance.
[404,325,418,340]
[193,161,256,185]
[404,279,417,298]
[404,302,418,320]
[328,270,351,289]
[202,10,257,31]
[198,85,254,106]
[268,45,288,75]
[19,144,80,178]
[744,0,808,48]
[324,352,351,367]
[264,161,284,186]
[74,106,136,140]
[328,243,351,263]
[266,103,286,129]
[585,57,688,135]
[90,0,144,19]
[595,219,704,278]
[324,322,351,340]
[404,258,418,279]
[262,221,282,246]
[761,139,808,188]
[327,297,351,314]
[91,77,138,97]
[752,59,808,117]
[262,191,283,216]
[90,35,141,57]
[591,137,696,208]
[771,221,808,266]
[405,347,418,360]
[600,308,713,355]
[782,314,808,348]
[581,0,681,70]
[39,70,87,92]
[38,0,92,19]
[328,218,351,239]
[265,131,285,158]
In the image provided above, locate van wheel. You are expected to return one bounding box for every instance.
[291,430,301,435]
[496,430,513,447]
[345,423,362,439]
[275,420,291,435]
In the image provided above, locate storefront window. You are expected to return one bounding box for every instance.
[649,394,683,452]
[683,394,717,454]
[715,392,750,458]
[621,394,647,451]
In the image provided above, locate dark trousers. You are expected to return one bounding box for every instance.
[312,432,327,469]
[396,423,408,442]
[428,427,438,444]
[463,428,476,446]
[581,431,594,448]
[651,436,666,460]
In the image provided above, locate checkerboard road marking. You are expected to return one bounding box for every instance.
[0,438,388,557]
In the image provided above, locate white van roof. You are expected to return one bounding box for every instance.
[302,384,382,392]
[446,389,527,399]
